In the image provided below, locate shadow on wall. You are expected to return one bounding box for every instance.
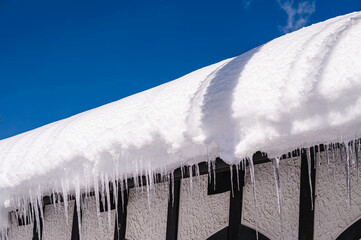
[200,46,261,162]
[335,215,361,239]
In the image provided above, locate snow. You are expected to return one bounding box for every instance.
[1,11,361,235]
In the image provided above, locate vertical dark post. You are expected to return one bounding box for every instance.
[114,188,129,240]
[298,148,316,240]
[166,177,181,240]
[71,201,81,240]
[228,168,244,240]
[32,206,44,240]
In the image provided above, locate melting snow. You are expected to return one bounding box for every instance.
[0,11,361,236]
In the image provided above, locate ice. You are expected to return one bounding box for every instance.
[212,160,216,191]
[170,171,175,207]
[306,148,314,210]
[74,176,82,240]
[93,176,101,228]
[356,140,360,181]
[0,11,361,232]
[230,165,234,198]
[272,157,283,233]
[236,163,240,191]
[248,158,259,240]
[61,179,69,225]
[343,143,352,205]
[189,166,193,194]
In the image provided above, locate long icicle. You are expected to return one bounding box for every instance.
[105,174,112,231]
[344,142,351,205]
[75,176,82,240]
[248,157,259,240]
[306,148,314,210]
[230,165,234,198]
[93,175,101,229]
[61,179,69,225]
[355,140,359,182]
[236,163,240,191]
[272,157,283,234]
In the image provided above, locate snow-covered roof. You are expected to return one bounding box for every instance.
[0,11,361,227]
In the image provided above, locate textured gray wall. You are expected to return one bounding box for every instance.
[7,212,33,240]
[242,157,301,240]
[315,151,361,239]
[43,200,74,240]
[81,197,116,240]
[178,174,229,240]
[126,181,168,240]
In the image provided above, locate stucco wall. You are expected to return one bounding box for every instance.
[81,197,116,240]
[178,174,230,240]
[315,150,361,239]
[242,157,301,240]
[7,212,33,240]
[43,200,74,240]
[125,181,168,240]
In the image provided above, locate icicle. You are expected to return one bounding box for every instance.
[356,140,359,181]
[105,174,112,231]
[93,175,101,228]
[212,160,216,191]
[207,154,211,182]
[120,179,125,213]
[195,163,201,187]
[33,199,41,240]
[61,179,69,225]
[248,158,259,240]
[36,187,44,237]
[112,176,118,219]
[146,170,151,210]
[181,165,184,179]
[272,158,283,234]
[75,176,82,240]
[343,142,351,205]
[125,174,129,193]
[312,147,317,170]
[244,159,247,183]
[140,174,144,190]
[189,165,193,194]
[171,171,175,207]
[230,165,234,198]
[325,144,329,163]
[351,141,356,166]
[100,173,106,214]
[317,145,321,167]
[236,163,240,191]
[332,144,336,182]
[306,148,314,210]
[52,188,57,211]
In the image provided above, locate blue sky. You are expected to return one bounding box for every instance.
[0,0,360,140]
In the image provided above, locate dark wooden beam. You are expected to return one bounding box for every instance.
[228,167,243,240]
[208,159,269,240]
[165,178,181,240]
[114,188,129,240]
[32,206,44,240]
[208,170,231,195]
[71,201,82,240]
[298,148,316,240]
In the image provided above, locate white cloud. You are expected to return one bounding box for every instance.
[277,0,316,33]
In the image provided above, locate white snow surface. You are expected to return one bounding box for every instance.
[1,11,361,229]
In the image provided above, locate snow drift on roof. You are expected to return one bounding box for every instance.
[0,11,361,230]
